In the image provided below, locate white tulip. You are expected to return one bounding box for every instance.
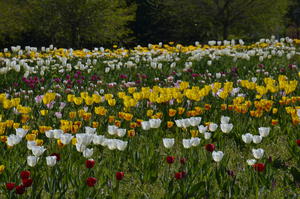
[198,125,207,133]
[116,140,128,151]
[83,148,94,158]
[212,151,224,162]
[141,121,151,130]
[247,159,257,166]
[7,134,22,146]
[93,135,105,145]
[182,139,192,149]
[188,117,201,126]
[108,125,118,135]
[27,156,38,167]
[242,133,253,144]
[16,128,28,138]
[258,127,270,137]
[76,133,93,146]
[252,148,264,159]
[204,132,212,140]
[53,129,64,139]
[253,135,263,144]
[220,116,230,124]
[117,128,126,137]
[190,137,201,146]
[163,138,175,149]
[46,156,57,167]
[45,130,54,138]
[85,126,96,134]
[149,119,161,128]
[220,123,233,133]
[31,146,46,156]
[76,143,87,152]
[209,123,218,132]
[27,141,37,150]
[60,134,73,145]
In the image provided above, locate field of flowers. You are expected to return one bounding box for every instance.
[0,36,300,198]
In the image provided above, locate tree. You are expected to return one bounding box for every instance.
[26,0,136,48]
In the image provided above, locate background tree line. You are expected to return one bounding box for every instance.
[0,0,299,48]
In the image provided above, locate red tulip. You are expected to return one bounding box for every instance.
[22,178,33,187]
[20,170,30,179]
[253,163,265,172]
[296,140,300,146]
[166,156,175,164]
[175,171,186,180]
[85,159,95,169]
[15,185,25,194]
[205,144,215,152]
[180,157,187,164]
[6,183,15,191]
[86,177,97,187]
[116,172,124,180]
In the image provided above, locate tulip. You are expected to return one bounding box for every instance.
[220,116,230,124]
[220,123,233,133]
[175,171,186,180]
[27,141,37,150]
[141,121,151,130]
[6,182,15,190]
[188,117,201,126]
[7,134,22,146]
[296,139,300,146]
[31,146,46,156]
[252,135,263,144]
[180,158,187,164]
[198,125,207,133]
[76,143,87,152]
[85,159,95,169]
[83,148,93,158]
[190,137,201,146]
[22,178,33,187]
[258,127,270,137]
[205,144,215,152]
[212,151,224,162]
[76,133,93,146]
[247,159,257,166]
[86,177,97,187]
[93,135,105,145]
[116,172,124,180]
[166,156,175,164]
[16,128,28,138]
[20,170,30,179]
[45,130,54,138]
[117,128,126,137]
[163,138,175,148]
[242,133,253,144]
[252,148,264,159]
[208,123,218,132]
[46,156,57,167]
[182,139,192,149]
[108,125,118,135]
[60,134,73,145]
[53,129,63,139]
[85,126,96,134]
[149,119,161,128]
[253,163,265,172]
[116,140,128,151]
[204,132,212,140]
[27,156,38,167]
[15,185,25,194]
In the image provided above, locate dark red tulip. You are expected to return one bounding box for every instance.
[253,163,265,172]
[296,139,300,146]
[20,170,30,179]
[15,185,25,194]
[116,172,124,180]
[205,144,215,152]
[180,157,187,164]
[22,178,33,187]
[166,156,175,164]
[175,171,186,180]
[85,159,95,169]
[86,177,97,187]
[6,183,15,191]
